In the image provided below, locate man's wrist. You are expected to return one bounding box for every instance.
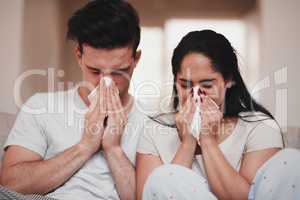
[76,141,98,158]
[103,145,122,155]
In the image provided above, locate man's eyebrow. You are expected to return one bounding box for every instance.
[86,65,100,71]
[86,64,131,71]
[119,65,131,70]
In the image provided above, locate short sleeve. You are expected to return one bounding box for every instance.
[3,94,48,157]
[137,120,160,156]
[245,119,284,153]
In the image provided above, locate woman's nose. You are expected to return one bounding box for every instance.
[191,85,201,96]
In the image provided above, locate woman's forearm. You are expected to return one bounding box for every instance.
[171,138,197,168]
[200,138,250,200]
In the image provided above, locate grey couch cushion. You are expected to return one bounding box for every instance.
[283,127,300,149]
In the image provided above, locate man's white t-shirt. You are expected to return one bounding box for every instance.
[4,87,148,200]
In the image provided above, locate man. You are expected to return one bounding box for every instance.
[1,0,145,199]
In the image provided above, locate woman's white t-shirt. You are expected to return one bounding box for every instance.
[137,112,284,178]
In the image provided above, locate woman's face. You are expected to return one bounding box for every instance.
[176,53,229,110]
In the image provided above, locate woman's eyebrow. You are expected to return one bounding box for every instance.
[178,78,214,83]
[199,79,214,83]
[179,78,192,82]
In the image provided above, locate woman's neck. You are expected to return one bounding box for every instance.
[216,117,238,143]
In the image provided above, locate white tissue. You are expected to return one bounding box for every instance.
[87,86,97,105]
[103,76,112,87]
[190,86,202,140]
[88,86,98,102]
[87,76,115,103]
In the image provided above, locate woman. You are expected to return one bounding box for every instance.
[136,30,300,200]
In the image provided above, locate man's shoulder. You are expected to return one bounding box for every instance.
[21,89,75,114]
[129,99,150,121]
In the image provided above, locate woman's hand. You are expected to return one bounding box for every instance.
[175,93,197,145]
[199,90,223,145]
[172,92,199,167]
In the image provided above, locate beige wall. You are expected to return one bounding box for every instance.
[243,5,261,86]
[258,0,300,128]
[129,0,255,26]
[0,0,24,114]
[21,0,65,101]
[0,0,78,114]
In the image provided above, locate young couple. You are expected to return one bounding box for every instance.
[1,0,299,200]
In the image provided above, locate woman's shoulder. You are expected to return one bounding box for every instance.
[237,112,283,153]
[137,113,181,162]
[238,111,279,130]
[143,114,178,140]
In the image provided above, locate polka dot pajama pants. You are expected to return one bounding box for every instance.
[143,148,300,200]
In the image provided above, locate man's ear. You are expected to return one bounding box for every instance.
[133,50,141,68]
[75,46,83,67]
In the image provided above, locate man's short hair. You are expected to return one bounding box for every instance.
[67,0,140,55]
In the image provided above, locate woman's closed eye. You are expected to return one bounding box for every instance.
[200,80,213,88]
[201,83,213,89]
[181,81,192,89]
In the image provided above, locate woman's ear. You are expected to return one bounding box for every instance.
[225,80,235,89]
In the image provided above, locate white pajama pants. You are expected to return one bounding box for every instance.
[142,148,300,200]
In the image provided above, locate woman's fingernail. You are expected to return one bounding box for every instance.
[203,91,206,95]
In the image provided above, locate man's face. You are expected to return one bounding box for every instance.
[76,44,141,97]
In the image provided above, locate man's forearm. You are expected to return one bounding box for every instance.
[2,143,92,195]
[104,146,136,200]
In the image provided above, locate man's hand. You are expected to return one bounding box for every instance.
[98,79,135,200]
[102,82,128,151]
[79,78,107,156]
